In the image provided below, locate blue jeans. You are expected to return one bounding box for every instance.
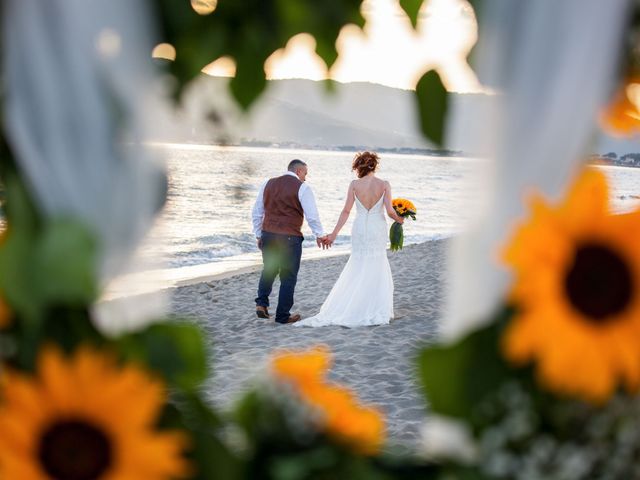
[255,232,303,323]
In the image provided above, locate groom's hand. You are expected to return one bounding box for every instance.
[317,236,331,249]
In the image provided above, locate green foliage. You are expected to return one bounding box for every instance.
[418,309,512,424]
[117,321,208,392]
[0,169,41,319]
[389,221,404,251]
[33,219,99,305]
[152,0,365,109]
[415,70,449,147]
[399,0,424,29]
[0,151,99,327]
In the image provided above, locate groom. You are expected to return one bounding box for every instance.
[252,159,330,324]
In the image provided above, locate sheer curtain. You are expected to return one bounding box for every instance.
[443,0,631,339]
[3,0,168,281]
[3,0,173,331]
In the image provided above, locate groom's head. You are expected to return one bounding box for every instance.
[288,159,308,182]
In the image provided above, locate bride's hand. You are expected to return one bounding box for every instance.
[327,233,337,244]
[396,216,404,225]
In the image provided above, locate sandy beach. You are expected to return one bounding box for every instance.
[170,239,446,449]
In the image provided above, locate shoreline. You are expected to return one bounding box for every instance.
[147,141,474,161]
[103,239,437,301]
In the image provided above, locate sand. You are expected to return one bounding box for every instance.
[170,240,447,449]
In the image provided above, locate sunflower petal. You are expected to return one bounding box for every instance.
[561,169,610,227]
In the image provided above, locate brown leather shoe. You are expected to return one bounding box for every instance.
[256,306,271,319]
[277,314,301,324]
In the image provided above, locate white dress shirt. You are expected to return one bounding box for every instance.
[252,172,325,239]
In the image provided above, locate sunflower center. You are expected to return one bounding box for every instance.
[565,244,633,321]
[39,420,112,480]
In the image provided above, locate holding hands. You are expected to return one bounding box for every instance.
[317,234,334,249]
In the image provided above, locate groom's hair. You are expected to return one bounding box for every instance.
[288,159,307,171]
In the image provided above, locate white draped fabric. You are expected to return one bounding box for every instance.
[2,0,168,280]
[443,0,631,339]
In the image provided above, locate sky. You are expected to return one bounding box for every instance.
[200,0,482,92]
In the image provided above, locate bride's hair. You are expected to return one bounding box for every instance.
[352,151,379,178]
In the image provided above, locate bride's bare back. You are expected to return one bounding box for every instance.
[325,152,403,245]
[352,175,387,209]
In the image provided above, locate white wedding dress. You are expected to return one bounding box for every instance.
[295,192,394,328]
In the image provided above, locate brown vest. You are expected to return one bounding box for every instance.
[262,174,304,237]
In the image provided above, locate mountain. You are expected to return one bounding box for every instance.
[174,77,434,150]
[172,76,639,156]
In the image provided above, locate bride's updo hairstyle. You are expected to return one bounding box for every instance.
[352,151,379,178]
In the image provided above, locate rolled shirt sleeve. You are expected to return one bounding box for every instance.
[252,181,267,238]
[299,183,325,238]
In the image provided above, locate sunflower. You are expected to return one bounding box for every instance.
[600,77,640,136]
[300,383,384,455]
[0,346,191,479]
[392,198,417,217]
[502,168,640,403]
[271,347,385,454]
[271,345,330,386]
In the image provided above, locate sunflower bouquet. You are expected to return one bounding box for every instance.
[390,198,417,251]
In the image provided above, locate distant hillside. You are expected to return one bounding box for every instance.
[174,77,433,150]
[171,76,639,156]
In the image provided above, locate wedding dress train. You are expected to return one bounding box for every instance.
[295,192,394,327]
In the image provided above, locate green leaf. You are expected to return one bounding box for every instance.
[399,0,425,29]
[439,465,493,480]
[269,447,339,480]
[188,425,243,480]
[33,219,99,306]
[389,222,403,251]
[230,56,268,111]
[0,174,43,323]
[118,322,208,391]
[415,70,449,147]
[0,224,40,322]
[314,35,340,71]
[418,316,511,422]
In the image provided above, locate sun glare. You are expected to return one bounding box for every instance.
[265,34,328,81]
[199,0,482,92]
[152,43,177,61]
[202,56,237,77]
[191,0,218,15]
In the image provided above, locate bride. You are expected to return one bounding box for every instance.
[295,151,404,328]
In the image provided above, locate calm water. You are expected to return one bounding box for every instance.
[137,144,640,272]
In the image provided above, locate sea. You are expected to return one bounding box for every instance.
[127,143,640,285]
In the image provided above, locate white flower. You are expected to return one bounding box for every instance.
[419,415,478,464]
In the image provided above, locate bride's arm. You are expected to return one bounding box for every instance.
[327,181,356,243]
[383,181,404,224]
